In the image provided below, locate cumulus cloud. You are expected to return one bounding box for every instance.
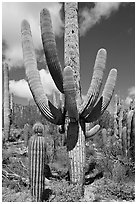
[2,2,63,66]
[128,86,135,96]
[125,96,133,106]
[9,69,59,99]
[79,2,122,36]
[9,79,32,99]
[125,86,135,105]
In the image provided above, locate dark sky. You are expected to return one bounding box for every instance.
[3,2,135,106]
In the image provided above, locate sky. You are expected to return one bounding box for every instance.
[2,2,135,109]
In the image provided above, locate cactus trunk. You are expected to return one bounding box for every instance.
[3,63,10,141]
[64,2,85,187]
[68,124,85,184]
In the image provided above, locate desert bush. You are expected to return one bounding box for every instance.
[49,180,82,202]
[112,160,126,183]
[9,128,23,142]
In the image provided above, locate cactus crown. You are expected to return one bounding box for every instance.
[33,122,44,136]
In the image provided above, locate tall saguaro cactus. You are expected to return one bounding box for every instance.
[21,2,117,189]
[3,63,10,141]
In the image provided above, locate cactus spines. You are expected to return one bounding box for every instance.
[21,2,117,188]
[28,122,46,202]
[3,63,10,141]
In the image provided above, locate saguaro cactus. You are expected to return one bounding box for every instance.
[28,122,46,201]
[3,63,10,141]
[9,93,14,125]
[23,123,31,147]
[21,2,117,189]
[113,96,135,159]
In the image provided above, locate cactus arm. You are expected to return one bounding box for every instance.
[101,68,117,112]
[85,69,117,123]
[85,124,100,138]
[48,100,64,124]
[66,121,79,151]
[40,8,64,93]
[63,66,78,120]
[80,48,107,117]
[21,20,63,125]
[84,96,103,123]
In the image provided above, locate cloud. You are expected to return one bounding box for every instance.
[125,96,133,106]
[125,86,135,105]
[128,86,135,96]
[79,2,122,36]
[9,79,32,99]
[9,69,59,100]
[2,2,63,66]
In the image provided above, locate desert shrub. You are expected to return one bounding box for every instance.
[112,160,126,183]
[106,179,135,201]
[49,180,82,202]
[98,110,114,130]
[9,128,23,142]
[89,177,135,201]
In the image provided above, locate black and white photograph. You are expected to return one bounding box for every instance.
[2,1,135,202]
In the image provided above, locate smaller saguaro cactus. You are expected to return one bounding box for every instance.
[127,109,134,158]
[3,63,10,141]
[113,96,135,159]
[28,122,46,202]
[118,99,124,140]
[121,126,127,157]
[102,128,107,144]
[23,123,31,147]
[113,94,118,138]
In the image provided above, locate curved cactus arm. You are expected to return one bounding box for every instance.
[40,8,64,93]
[101,68,117,111]
[21,20,63,125]
[85,69,117,123]
[63,66,78,120]
[84,97,103,123]
[80,48,107,117]
[85,124,100,138]
[66,121,79,151]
